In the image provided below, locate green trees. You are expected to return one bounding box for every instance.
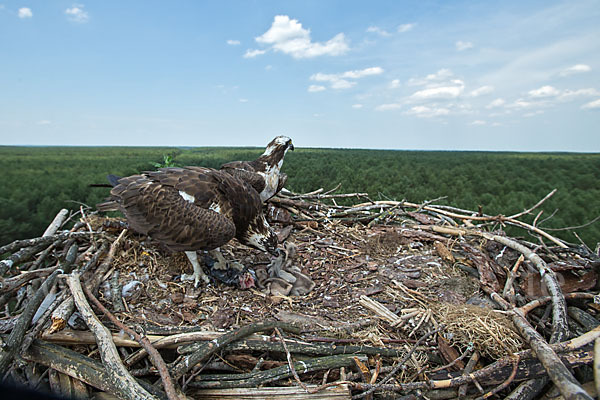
[0,146,598,248]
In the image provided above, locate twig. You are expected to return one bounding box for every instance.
[352,325,445,399]
[274,327,310,392]
[458,351,480,397]
[43,209,70,237]
[508,189,557,219]
[491,292,592,400]
[82,284,179,400]
[0,268,62,374]
[170,321,301,380]
[67,273,158,400]
[475,355,519,400]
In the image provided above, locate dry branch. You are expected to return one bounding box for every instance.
[82,284,179,400]
[67,273,158,400]
[170,321,301,380]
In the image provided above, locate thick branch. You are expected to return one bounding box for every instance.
[67,273,158,400]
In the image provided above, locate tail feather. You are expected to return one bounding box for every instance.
[90,174,122,188]
[96,201,119,212]
[107,174,121,187]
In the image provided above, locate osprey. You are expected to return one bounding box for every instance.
[220,136,294,202]
[97,166,278,287]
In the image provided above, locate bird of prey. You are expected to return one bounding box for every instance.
[97,166,278,287]
[220,136,294,202]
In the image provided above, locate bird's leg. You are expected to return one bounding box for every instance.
[185,251,210,287]
[208,249,228,270]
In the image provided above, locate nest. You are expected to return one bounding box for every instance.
[433,303,523,358]
[1,187,599,399]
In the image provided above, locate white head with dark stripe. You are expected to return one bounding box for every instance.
[259,136,294,166]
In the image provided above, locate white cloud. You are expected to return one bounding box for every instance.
[366,26,391,37]
[397,23,416,33]
[507,99,535,109]
[310,67,383,90]
[406,105,450,118]
[559,88,600,100]
[410,83,464,100]
[255,15,349,59]
[239,98,249,103]
[18,7,32,18]
[455,41,473,51]
[486,98,506,109]
[65,4,89,23]
[528,85,560,98]
[582,99,600,110]
[375,103,402,111]
[560,64,591,76]
[37,120,51,125]
[227,39,241,46]
[389,79,400,89]
[407,69,453,86]
[471,120,486,125]
[243,49,266,58]
[469,85,494,97]
[524,110,545,117]
[352,104,363,109]
[308,85,326,93]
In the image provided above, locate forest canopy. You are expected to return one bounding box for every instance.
[1,146,598,248]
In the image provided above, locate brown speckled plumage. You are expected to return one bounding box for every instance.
[97,166,277,254]
[220,136,294,201]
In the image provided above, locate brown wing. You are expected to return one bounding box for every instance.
[107,171,236,252]
[147,167,263,243]
[220,161,266,195]
[275,173,288,195]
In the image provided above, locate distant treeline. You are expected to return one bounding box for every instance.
[1,146,599,248]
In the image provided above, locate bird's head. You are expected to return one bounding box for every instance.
[241,213,279,256]
[260,136,294,163]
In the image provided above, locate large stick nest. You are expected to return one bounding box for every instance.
[1,187,599,399]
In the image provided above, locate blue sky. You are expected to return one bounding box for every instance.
[1,1,599,151]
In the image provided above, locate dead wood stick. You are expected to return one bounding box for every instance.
[502,254,524,304]
[44,329,274,348]
[595,338,600,398]
[22,339,167,399]
[181,338,410,358]
[475,355,520,400]
[170,321,300,380]
[0,265,58,293]
[27,240,58,271]
[0,268,62,374]
[191,384,351,399]
[110,270,125,313]
[22,292,68,353]
[0,231,92,258]
[352,325,445,400]
[0,242,56,276]
[457,351,479,397]
[491,292,591,400]
[82,284,179,400]
[518,292,595,315]
[43,209,70,237]
[508,189,557,220]
[49,238,114,334]
[67,273,158,400]
[364,199,569,247]
[348,347,592,394]
[274,327,311,392]
[189,354,364,389]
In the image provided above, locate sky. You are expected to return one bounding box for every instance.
[1,1,599,151]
